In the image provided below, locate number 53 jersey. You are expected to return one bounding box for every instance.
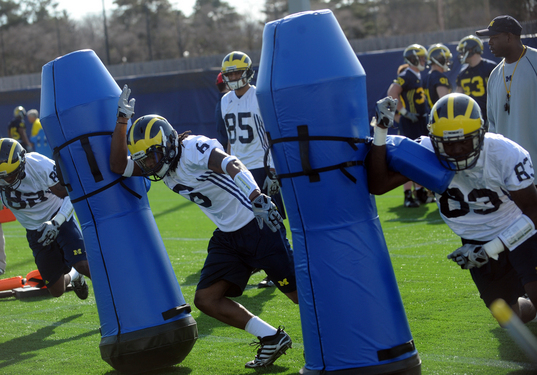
[163,135,255,233]
[420,133,535,241]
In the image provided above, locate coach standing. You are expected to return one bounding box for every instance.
[478,15,537,168]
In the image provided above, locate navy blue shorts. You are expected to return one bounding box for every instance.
[197,219,296,297]
[464,234,537,307]
[27,217,87,287]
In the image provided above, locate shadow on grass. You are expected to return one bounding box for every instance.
[153,201,194,220]
[0,314,99,371]
[386,202,443,225]
[491,325,537,374]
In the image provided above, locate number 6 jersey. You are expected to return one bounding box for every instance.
[163,135,255,232]
[420,133,535,241]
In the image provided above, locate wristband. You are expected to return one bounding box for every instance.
[234,170,259,198]
[373,126,388,146]
[122,158,135,177]
[399,108,408,116]
[482,238,504,260]
[57,196,74,223]
[221,156,238,175]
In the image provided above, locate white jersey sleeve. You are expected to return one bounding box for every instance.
[164,135,254,232]
[1,153,64,230]
[422,134,534,241]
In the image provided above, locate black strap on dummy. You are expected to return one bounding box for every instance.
[53,131,142,202]
[162,304,192,321]
[263,125,368,184]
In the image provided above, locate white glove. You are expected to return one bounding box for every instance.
[38,219,62,246]
[447,244,490,269]
[251,194,282,232]
[374,97,397,128]
[262,175,280,196]
[117,84,136,119]
[399,108,419,123]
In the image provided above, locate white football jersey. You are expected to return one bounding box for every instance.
[220,86,272,169]
[420,133,534,241]
[163,135,255,232]
[0,153,65,230]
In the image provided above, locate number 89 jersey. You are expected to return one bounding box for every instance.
[0,153,64,230]
[421,133,535,241]
[163,135,255,232]
[220,86,270,170]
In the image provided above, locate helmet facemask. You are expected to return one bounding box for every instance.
[0,150,26,190]
[430,128,484,171]
[222,68,254,91]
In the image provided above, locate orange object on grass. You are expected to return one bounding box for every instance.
[26,269,46,289]
[0,276,24,291]
[0,206,16,223]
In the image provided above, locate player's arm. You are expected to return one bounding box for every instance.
[208,147,282,232]
[387,83,403,123]
[38,182,75,246]
[436,85,450,99]
[18,125,33,149]
[110,85,142,177]
[455,86,464,93]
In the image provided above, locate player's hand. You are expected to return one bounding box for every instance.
[251,194,282,232]
[447,244,489,269]
[37,220,61,246]
[262,175,280,196]
[117,84,135,119]
[399,108,419,123]
[374,97,397,128]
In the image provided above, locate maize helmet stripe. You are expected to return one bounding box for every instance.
[0,139,21,174]
[129,116,165,154]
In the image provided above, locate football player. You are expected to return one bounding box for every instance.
[0,138,90,299]
[425,43,452,107]
[387,44,431,207]
[7,106,33,152]
[455,35,496,129]
[368,93,537,324]
[110,85,297,368]
[220,50,290,288]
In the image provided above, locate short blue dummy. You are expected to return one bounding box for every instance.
[256,10,440,374]
[40,50,197,373]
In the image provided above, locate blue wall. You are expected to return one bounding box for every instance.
[1,38,535,142]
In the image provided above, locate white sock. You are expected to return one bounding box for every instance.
[68,268,80,283]
[245,316,277,338]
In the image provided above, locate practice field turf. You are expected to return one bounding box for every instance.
[1,182,537,374]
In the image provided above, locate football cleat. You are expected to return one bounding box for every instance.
[404,190,419,208]
[257,276,275,289]
[72,275,89,300]
[245,326,292,368]
[415,188,436,204]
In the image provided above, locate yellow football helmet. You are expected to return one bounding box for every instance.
[13,106,26,119]
[127,115,178,181]
[428,93,484,171]
[0,138,26,189]
[427,43,452,71]
[456,35,484,64]
[221,51,255,90]
[403,44,427,71]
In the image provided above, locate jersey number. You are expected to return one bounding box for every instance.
[460,76,486,97]
[225,112,254,145]
[172,184,212,208]
[2,190,48,210]
[439,187,502,218]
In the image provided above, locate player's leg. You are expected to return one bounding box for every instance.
[508,236,537,322]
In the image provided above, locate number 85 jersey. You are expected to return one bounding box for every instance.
[421,133,535,241]
[163,135,255,232]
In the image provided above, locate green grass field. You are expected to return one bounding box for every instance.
[1,182,537,374]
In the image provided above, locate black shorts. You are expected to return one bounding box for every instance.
[197,219,296,297]
[27,217,87,287]
[464,234,537,307]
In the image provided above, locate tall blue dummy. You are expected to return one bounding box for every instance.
[256,11,421,374]
[40,50,197,373]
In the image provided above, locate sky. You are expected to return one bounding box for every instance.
[54,0,266,21]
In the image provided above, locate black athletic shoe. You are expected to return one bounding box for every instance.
[245,326,292,368]
[404,190,419,208]
[415,187,435,204]
[258,276,275,288]
[72,275,89,300]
